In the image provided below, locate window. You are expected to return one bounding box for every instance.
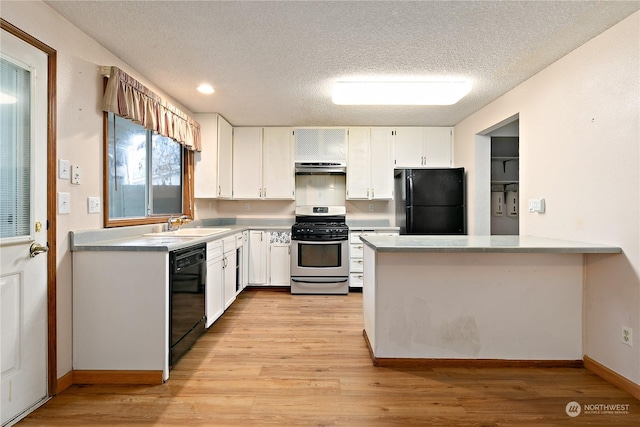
[0,57,31,239]
[105,112,192,226]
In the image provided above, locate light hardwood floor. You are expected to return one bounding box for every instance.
[22,289,640,426]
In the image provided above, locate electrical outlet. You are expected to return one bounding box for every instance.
[71,165,82,184]
[368,203,374,212]
[622,326,633,347]
[244,203,250,211]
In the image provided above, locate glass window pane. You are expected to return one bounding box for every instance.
[0,57,30,239]
[151,133,182,215]
[107,113,148,219]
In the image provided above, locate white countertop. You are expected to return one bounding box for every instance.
[70,222,293,252]
[360,235,622,254]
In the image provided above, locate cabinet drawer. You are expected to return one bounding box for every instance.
[350,258,364,272]
[207,240,223,258]
[349,273,364,288]
[350,243,364,258]
[223,236,236,251]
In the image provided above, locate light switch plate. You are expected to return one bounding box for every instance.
[71,165,81,184]
[87,197,101,214]
[58,159,70,180]
[58,192,70,214]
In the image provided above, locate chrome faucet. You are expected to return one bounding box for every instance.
[168,215,191,231]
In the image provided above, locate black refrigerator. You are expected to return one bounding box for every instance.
[394,168,466,235]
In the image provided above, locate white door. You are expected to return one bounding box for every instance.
[1,30,49,425]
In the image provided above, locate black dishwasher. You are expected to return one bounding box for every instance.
[169,243,206,367]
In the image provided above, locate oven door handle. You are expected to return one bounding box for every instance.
[291,278,349,283]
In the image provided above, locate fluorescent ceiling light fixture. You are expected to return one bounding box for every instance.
[0,92,17,104]
[332,81,472,105]
[197,84,214,94]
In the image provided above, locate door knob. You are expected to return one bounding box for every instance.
[29,242,49,258]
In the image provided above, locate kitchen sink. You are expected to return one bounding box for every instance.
[143,228,231,238]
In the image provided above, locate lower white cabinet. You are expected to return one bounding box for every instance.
[248,230,268,284]
[268,231,291,286]
[248,230,291,286]
[223,236,237,309]
[237,231,249,291]
[349,230,398,289]
[206,240,224,328]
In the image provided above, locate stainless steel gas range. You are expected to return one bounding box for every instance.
[290,206,349,295]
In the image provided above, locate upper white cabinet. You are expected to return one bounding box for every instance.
[347,127,394,200]
[232,127,263,199]
[193,113,220,198]
[233,127,294,200]
[262,128,294,199]
[394,127,453,168]
[217,116,233,199]
[294,128,346,162]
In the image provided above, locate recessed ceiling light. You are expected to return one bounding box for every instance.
[197,84,215,94]
[332,81,472,105]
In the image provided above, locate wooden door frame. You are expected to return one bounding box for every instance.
[1,19,58,397]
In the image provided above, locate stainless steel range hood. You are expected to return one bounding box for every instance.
[295,162,346,175]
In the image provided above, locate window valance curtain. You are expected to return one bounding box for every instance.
[102,66,201,151]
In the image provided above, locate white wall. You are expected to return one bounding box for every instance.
[455,12,640,383]
[1,1,197,379]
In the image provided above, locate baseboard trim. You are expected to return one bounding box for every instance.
[55,370,73,394]
[72,370,164,385]
[584,355,640,400]
[363,329,583,368]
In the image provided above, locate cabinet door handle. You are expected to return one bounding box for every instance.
[263,188,266,198]
[218,185,221,196]
[371,188,375,198]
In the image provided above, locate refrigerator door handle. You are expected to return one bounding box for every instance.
[407,173,414,207]
[407,206,414,233]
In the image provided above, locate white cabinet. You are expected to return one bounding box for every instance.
[193,113,221,198]
[248,230,268,284]
[217,116,233,199]
[237,231,249,291]
[205,240,224,327]
[347,127,394,200]
[72,251,170,380]
[233,127,263,199]
[233,127,294,200]
[248,230,291,286]
[262,128,294,199]
[349,230,398,289]
[294,128,347,162]
[222,236,237,309]
[268,231,291,286]
[394,127,452,168]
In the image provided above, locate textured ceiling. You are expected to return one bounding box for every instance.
[45,1,639,127]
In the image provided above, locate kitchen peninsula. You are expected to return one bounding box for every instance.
[360,235,621,365]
